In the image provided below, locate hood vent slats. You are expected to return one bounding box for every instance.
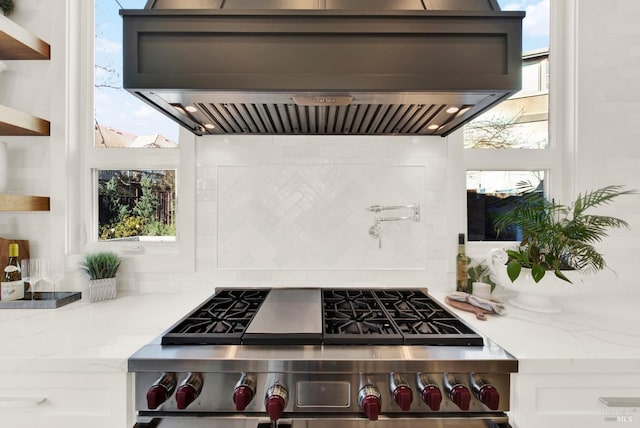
[174,102,476,135]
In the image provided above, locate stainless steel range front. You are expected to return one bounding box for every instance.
[129,288,517,428]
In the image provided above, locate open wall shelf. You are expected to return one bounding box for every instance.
[0,15,50,60]
[0,15,51,136]
[0,194,50,211]
[0,104,50,136]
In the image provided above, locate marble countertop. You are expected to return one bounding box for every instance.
[431,290,640,373]
[0,288,213,373]
[0,287,638,374]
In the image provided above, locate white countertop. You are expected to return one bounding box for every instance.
[431,289,640,374]
[0,289,213,373]
[0,287,638,374]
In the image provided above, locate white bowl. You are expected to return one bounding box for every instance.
[487,248,578,313]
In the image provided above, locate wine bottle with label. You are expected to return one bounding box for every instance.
[455,233,468,292]
[1,243,25,301]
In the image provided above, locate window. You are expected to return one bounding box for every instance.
[466,170,544,241]
[98,169,176,242]
[464,0,551,242]
[83,0,195,272]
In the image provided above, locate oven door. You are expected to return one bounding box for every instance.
[134,415,513,428]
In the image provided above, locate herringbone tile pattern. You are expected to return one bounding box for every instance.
[218,165,428,269]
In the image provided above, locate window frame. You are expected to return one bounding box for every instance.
[463,0,577,257]
[76,1,195,273]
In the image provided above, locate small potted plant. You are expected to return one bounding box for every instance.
[0,0,15,16]
[81,251,121,302]
[492,183,635,284]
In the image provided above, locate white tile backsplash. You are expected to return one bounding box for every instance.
[191,135,450,288]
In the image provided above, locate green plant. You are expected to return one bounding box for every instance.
[493,184,635,283]
[81,252,121,280]
[0,0,14,16]
[466,258,496,291]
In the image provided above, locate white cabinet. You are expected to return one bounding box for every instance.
[0,372,133,428]
[510,372,640,428]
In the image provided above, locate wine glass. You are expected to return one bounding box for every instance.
[44,258,64,299]
[20,259,31,295]
[26,259,48,300]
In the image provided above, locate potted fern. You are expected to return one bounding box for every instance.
[0,0,14,16]
[81,252,121,302]
[487,184,635,312]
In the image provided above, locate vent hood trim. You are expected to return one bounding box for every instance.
[121,8,524,136]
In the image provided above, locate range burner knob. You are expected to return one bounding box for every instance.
[442,373,471,411]
[176,373,203,410]
[265,384,288,421]
[470,373,500,410]
[146,372,177,410]
[358,384,382,421]
[477,384,500,410]
[390,374,413,411]
[422,385,443,411]
[416,373,442,411]
[393,386,413,411]
[233,373,256,411]
[449,384,471,410]
[233,386,254,411]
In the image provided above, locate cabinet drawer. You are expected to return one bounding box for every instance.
[0,372,132,428]
[513,373,640,428]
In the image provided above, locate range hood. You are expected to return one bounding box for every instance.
[121,0,524,136]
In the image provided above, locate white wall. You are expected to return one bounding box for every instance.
[2,0,640,296]
[0,0,53,258]
[572,0,640,290]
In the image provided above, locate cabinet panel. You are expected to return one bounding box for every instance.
[511,373,640,428]
[0,372,133,428]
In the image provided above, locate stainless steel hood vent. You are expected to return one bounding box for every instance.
[121,0,524,136]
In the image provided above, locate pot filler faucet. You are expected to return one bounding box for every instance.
[367,204,420,248]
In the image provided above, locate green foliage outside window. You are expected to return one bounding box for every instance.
[98,170,176,241]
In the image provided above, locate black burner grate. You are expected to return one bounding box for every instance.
[375,290,484,346]
[161,289,270,345]
[323,289,403,345]
[161,288,483,346]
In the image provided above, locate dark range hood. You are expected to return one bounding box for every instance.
[121,0,524,136]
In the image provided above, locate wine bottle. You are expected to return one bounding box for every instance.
[1,243,25,301]
[455,233,468,292]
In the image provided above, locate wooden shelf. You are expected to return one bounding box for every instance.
[0,17,51,211]
[0,15,50,60]
[0,193,50,211]
[0,104,50,136]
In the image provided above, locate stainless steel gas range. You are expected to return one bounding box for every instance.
[129,288,517,428]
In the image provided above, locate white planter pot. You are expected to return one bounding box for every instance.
[88,277,117,302]
[487,248,578,313]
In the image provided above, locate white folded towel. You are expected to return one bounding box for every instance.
[448,291,507,315]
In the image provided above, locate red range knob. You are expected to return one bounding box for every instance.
[176,385,197,410]
[478,385,500,410]
[421,385,442,411]
[233,385,254,411]
[393,385,413,411]
[450,385,471,410]
[146,385,168,410]
[266,395,286,421]
[361,395,382,421]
